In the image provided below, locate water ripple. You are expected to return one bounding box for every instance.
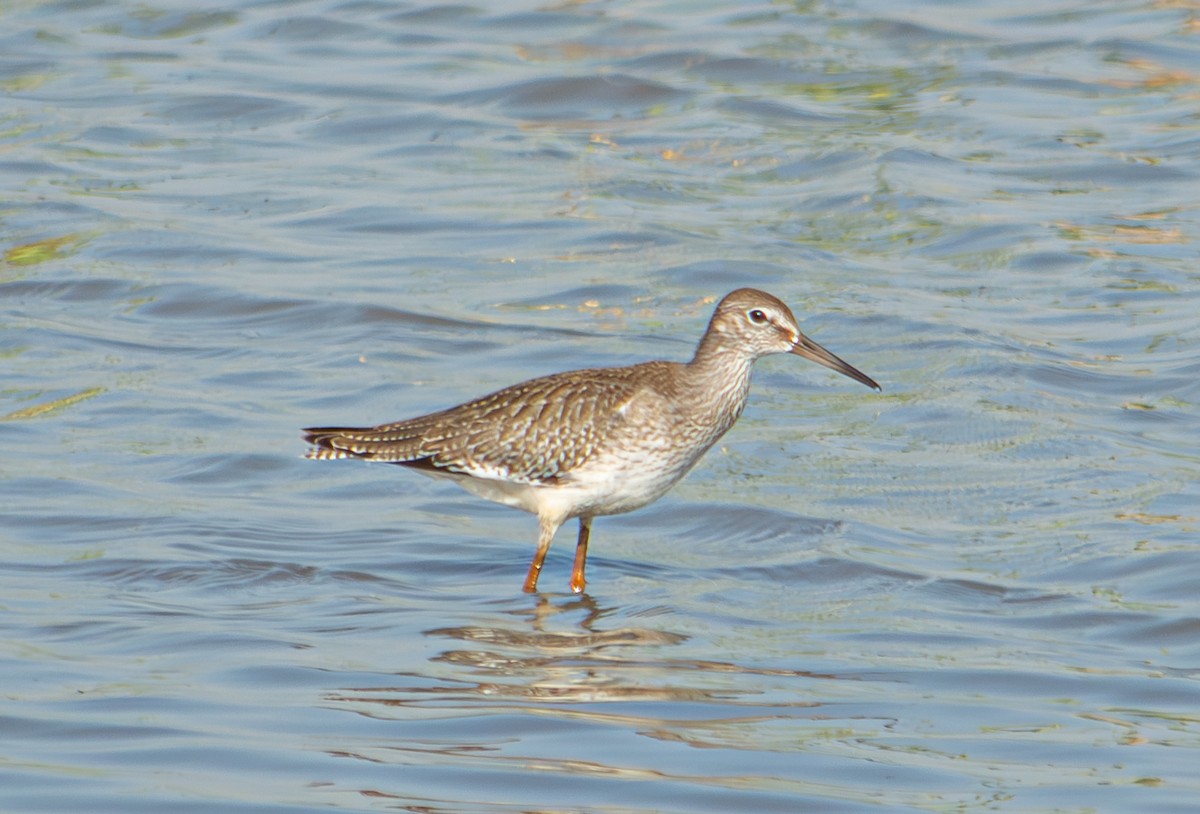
[4,0,1200,811]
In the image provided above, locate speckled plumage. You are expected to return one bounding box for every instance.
[304,288,880,593]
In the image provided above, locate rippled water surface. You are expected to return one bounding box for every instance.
[3,1,1199,811]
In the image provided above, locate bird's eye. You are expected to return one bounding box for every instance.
[747,309,768,325]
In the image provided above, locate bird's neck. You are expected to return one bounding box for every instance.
[684,339,756,429]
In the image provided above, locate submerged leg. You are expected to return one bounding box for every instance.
[569,517,592,594]
[523,516,561,593]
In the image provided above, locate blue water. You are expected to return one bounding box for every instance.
[3,1,1198,811]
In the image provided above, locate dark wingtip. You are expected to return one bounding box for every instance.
[302,427,349,448]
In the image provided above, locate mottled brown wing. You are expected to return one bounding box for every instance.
[304,362,668,484]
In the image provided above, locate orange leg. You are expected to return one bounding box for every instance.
[568,517,592,594]
[523,517,559,593]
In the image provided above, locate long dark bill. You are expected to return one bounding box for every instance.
[791,334,881,391]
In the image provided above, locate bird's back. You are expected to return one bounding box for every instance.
[303,360,683,485]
